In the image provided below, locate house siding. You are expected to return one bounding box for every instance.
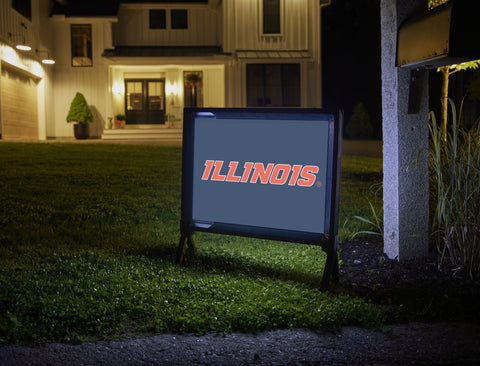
[52,68,109,138]
[0,0,54,140]
[1,0,326,140]
[113,4,220,47]
[50,17,115,137]
[222,0,323,108]
[223,0,311,52]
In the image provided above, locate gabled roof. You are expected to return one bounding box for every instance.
[50,0,209,17]
[121,1,208,3]
[51,0,120,17]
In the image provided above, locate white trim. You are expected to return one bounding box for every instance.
[102,56,231,66]
[236,50,311,60]
[37,77,46,140]
[50,15,118,24]
[121,4,208,10]
[124,72,166,79]
[258,0,285,38]
[0,61,2,138]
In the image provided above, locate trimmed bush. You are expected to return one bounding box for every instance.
[66,92,93,124]
[345,103,374,140]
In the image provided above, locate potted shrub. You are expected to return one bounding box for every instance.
[115,114,126,128]
[184,72,202,107]
[66,92,93,139]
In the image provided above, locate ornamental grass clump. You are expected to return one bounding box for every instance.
[429,99,480,279]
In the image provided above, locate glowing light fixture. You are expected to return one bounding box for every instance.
[41,57,55,65]
[112,83,125,95]
[8,33,31,51]
[10,23,31,51]
[36,49,55,65]
[166,82,178,95]
[16,43,31,51]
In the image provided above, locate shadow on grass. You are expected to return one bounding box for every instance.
[121,240,326,289]
[140,244,179,262]
[182,249,324,289]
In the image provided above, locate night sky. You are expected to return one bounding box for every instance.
[322,0,382,139]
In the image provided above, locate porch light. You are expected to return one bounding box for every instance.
[166,82,178,95]
[112,83,125,95]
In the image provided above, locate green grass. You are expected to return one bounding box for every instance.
[0,142,383,344]
[339,155,383,240]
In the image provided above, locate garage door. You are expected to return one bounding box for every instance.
[1,65,38,140]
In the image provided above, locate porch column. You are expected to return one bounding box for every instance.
[381,0,429,260]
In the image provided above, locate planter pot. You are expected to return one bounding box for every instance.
[74,123,89,140]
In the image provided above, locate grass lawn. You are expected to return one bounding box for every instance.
[0,142,384,344]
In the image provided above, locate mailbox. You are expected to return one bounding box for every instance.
[397,0,480,68]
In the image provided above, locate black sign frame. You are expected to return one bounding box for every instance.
[177,108,342,289]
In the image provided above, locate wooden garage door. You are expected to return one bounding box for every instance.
[1,65,38,140]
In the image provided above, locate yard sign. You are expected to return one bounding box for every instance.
[177,108,342,289]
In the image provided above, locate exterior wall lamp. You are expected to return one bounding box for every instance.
[36,49,55,65]
[166,82,178,96]
[15,42,31,51]
[9,23,31,51]
[167,82,178,106]
[112,83,124,95]
[8,32,31,51]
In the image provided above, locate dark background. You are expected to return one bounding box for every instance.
[322,0,382,139]
[322,0,480,139]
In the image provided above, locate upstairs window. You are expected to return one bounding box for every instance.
[262,0,281,34]
[12,0,31,21]
[150,9,166,29]
[171,9,188,29]
[71,24,92,67]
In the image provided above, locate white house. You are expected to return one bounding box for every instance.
[0,0,330,141]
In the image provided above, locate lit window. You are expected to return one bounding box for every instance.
[71,24,92,67]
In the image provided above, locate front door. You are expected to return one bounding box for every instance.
[125,79,165,124]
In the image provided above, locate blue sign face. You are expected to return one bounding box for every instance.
[191,116,330,234]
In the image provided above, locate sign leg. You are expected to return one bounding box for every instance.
[175,235,187,265]
[320,239,339,291]
[176,234,196,265]
[186,235,195,254]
